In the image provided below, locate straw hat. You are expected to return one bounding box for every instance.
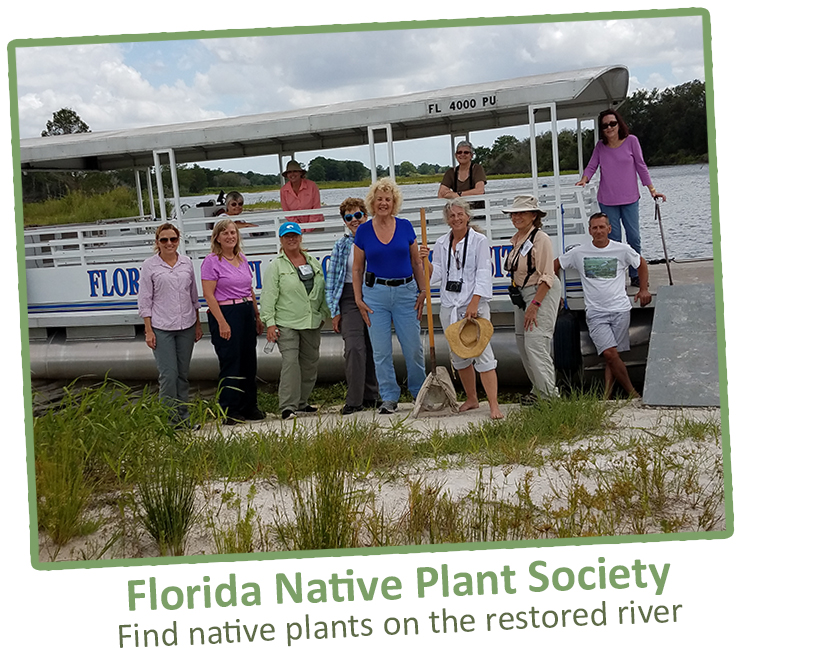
[444,317,494,359]
[501,194,546,216]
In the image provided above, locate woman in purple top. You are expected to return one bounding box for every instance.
[201,218,265,425]
[352,178,426,414]
[138,223,202,427]
[576,108,666,285]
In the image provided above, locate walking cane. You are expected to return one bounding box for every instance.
[655,198,673,286]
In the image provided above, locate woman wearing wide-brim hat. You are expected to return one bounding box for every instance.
[421,198,503,419]
[501,194,562,404]
[280,159,323,226]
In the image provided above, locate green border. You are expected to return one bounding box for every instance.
[11,7,731,572]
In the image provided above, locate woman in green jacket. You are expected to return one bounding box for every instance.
[261,221,330,419]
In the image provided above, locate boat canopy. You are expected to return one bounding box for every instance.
[19,65,629,172]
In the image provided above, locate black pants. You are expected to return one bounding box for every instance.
[208,301,259,418]
[339,283,379,407]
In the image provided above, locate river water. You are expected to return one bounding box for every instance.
[183,163,713,261]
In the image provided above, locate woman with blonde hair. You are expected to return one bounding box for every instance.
[138,222,202,426]
[352,178,426,414]
[201,218,265,425]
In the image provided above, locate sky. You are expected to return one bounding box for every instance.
[14,15,705,173]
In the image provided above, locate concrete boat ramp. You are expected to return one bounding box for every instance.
[642,261,720,407]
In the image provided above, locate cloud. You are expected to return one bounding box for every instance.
[13,16,706,146]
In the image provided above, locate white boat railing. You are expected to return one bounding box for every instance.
[23,183,596,328]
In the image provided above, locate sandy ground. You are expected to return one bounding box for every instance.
[38,401,724,562]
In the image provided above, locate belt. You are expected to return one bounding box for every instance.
[217,297,254,306]
[374,276,414,287]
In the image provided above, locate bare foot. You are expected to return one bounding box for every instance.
[489,406,504,420]
[459,399,480,412]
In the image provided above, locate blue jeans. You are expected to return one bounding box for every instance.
[363,281,426,402]
[599,200,641,279]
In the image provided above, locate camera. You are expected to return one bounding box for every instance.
[508,284,526,310]
[364,271,375,287]
[445,280,463,293]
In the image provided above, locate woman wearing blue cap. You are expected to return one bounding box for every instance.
[261,221,330,420]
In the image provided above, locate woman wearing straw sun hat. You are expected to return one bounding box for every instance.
[420,198,503,419]
[502,194,562,405]
[261,221,330,420]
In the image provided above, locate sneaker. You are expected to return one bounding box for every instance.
[340,405,363,416]
[378,400,398,414]
[281,409,296,420]
[223,416,245,426]
[519,393,539,407]
[297,405,318,413]
[244,408,267,421]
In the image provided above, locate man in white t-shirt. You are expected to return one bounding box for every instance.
[555,212,652,398]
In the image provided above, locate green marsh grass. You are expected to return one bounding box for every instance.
[33,381,724,558]
[137,453,199,556]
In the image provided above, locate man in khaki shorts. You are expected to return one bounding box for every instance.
[555,212,651,398]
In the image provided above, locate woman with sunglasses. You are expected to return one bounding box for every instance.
[576,108,666,287]
[138,223,203,427]
[220,190,257,229]
[201,218,266,425]
[437,140,486,203]
[325,197,379,415]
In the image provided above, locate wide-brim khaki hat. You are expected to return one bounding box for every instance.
[501,194,546,215]
[444,317,494,359]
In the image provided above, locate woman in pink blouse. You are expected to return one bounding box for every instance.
[576,108,666,286]
[280,159,323,227]
[138,223,202,427]
[201,219,266,425]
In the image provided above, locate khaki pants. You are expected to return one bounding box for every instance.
[277,326,321,412]
[513,279,561,398]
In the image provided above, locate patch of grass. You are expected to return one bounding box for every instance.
[272,436,370,551]
[24,187,142,226]
[137,454,199,557]
[207,484,258,555]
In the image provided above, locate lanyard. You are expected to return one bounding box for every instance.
[447,229,470,277]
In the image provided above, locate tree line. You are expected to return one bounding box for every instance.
[21,80,707,203]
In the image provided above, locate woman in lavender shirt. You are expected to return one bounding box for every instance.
[576,108,666,286]
[138,223,202,426]
[201,218,266,425]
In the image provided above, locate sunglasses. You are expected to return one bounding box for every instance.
[601,121,619,129]
[456,150,472,155]
[344,212,365,222]
[158,236,179,244]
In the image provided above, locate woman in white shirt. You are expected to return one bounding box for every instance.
[422,198,503,419]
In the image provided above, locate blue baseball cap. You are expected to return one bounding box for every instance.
[278,221,302,237]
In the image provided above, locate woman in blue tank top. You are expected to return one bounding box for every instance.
[352,178,426,414]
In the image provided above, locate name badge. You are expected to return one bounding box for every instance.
[520,239,534,256]
[298,264,313,277]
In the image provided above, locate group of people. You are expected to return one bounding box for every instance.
[136,107,664,426]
